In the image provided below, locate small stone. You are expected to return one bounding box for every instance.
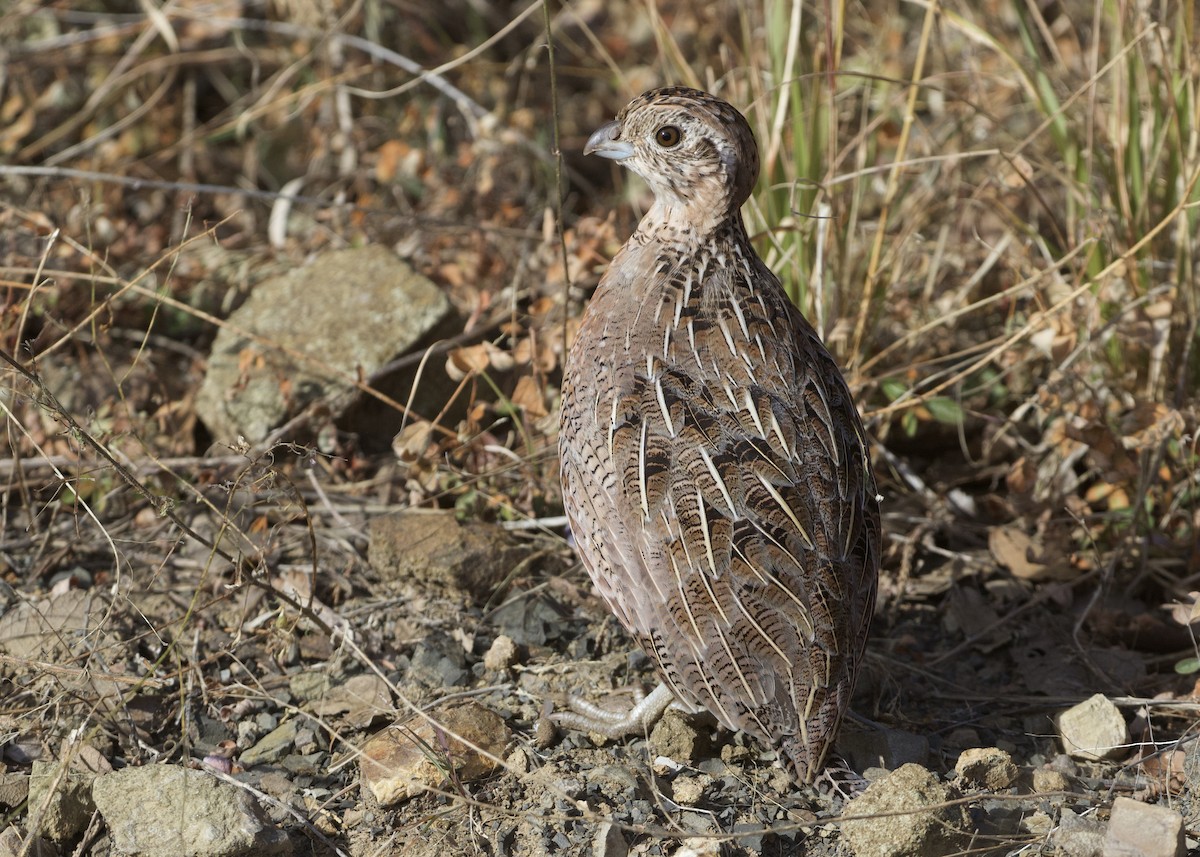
[483,635,519,671]
[240,720,299,767]
[360,702,510,806]
[649,709,709,765]
[1033,767,1071,793]
[0,826,52,857]
[593,822,628,857]
[955,747,1018,790]
[1057,694,1129,762]
[308,672,392,729]
[27,760,96,841]
[1023,810,1054,836]
[280,753,323,776]
[1102,796,1184,857]
[506,746,531,775]
[368,510,528,602]
[0,773,28,809]
[1052,807,1106,856]
[672,773,712,805]
[293,729,317,754]
[289,672,332,703]
[534,715,557,749]
[841,763,970,857]
[676,837,721,856]
[943,727,981,752]
[258,772,295,800]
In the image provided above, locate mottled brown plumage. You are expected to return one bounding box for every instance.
[557,87,880,783]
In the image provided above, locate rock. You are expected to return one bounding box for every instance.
[593,822,628,857]
[649,708,710,766]
[838,725,930,773]
[1023,809,1054,836]
[0,773,28,808]
[1183,737,1200,829]
[1051,807,1106,857]
[1102,796,1184,857]
[406,633,469,689]
[841,763,970,857]
[360,702,509,805]
[368,509,529,600]
[954,747,1018,790]
[239,719,299,767]
[483,635,519,672]
[1032,767,1072,793]
[0,589,116,666]
[195,245,452,445]
[28,760,96,841]
[307,672,392,729]
[1057,694,1129,762]
[671,773,712,805]
[91,765,290,856]
[289,671,332,703]
[0,826,53,857]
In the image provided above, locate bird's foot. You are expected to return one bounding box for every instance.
[550,682,676,739]
[815,759,870,800]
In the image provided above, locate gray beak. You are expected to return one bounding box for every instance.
[584,120,634,161]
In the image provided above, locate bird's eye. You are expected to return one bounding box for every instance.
[654,125,682,147]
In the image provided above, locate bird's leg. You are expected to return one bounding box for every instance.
[551,682,676,738]
[816,759,870,799]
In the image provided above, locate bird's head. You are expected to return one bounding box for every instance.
[585,87,759,233]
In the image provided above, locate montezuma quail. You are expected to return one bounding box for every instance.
[557,87,880,783]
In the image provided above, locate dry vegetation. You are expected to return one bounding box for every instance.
[1,0,1198,854]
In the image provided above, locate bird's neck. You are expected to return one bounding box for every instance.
[633,204,749,257]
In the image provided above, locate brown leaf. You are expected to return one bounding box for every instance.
[989,526,1046,580]
[393,421,434,462]
[375,140,413,183]
[510,375,547,418]
[1121,403,1184,451]
[446,344,491,381]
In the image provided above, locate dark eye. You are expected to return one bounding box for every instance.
[654,125,682,147]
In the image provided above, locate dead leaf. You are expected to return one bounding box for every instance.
[446,344,492,381]
[510,375,547,418]
[1166,593,1200,628]
[989,526,1047,580]
[1121,403,1184,451]
[393,421,434,462]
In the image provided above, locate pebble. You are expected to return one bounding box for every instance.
[1057,693,1129,762]
[483,634,519,671]
[1033,767,1072,793]
[955,747,1018,790]
[359,702,510,805]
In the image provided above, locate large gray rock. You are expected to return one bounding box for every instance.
[92,765,290,856]
[196,246,451,444]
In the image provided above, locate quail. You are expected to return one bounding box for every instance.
[557,87,881,783]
